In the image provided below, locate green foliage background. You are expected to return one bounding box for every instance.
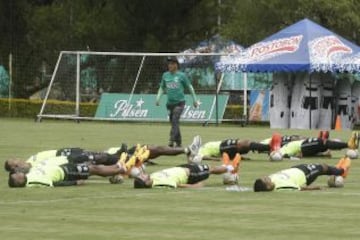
[1,0,360,98]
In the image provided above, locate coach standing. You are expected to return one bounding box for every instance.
[156,56,199,148]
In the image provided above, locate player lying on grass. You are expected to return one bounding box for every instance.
[188,131,330,163]
[4,146,128,173]
[132,152,241,189]
[253,156,351,192]
[8,160,129,188]
[260,130,330,150]
[4,139,198,174]
[189,138,271,163]
[268,131,359,161]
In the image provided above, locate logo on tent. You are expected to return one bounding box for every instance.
[309,36,352,62]
[248,35,303,62]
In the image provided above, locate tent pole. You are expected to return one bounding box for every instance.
[309,73,312,129]
[243,72,248,120]
[8,53,12,111]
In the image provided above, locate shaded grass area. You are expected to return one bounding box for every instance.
[0,118,359,240]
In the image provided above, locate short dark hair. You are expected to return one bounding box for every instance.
[253,178,269,192]
[166,56,179,66]
[8,173,26,188]
[134,177,150,189]
[4,160,11,172]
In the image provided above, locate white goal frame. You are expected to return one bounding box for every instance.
[36,51,248,123]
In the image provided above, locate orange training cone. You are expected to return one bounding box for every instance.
[334,115,342,130]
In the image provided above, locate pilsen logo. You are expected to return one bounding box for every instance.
[310,36,352,60]
[247,35,303,61]
[109,98,207,119]
[110,98,148,118]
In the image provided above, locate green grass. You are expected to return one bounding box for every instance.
[0,118,359,240]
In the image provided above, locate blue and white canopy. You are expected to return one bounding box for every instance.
[216,18,360,73]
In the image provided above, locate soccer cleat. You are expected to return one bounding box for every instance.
[323,131,330,140]
[347,131,360,150]
[270,133,282,152]
[118,152,128,165]
[222,152,230,166]
[125,154,137,170]
[135,146,150,164]
[336,157,351,178]
[318,130,330,141]
[186,135,202,156]
[231,153,241,174]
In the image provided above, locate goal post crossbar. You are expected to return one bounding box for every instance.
[37,51,245,123]
[59,51,229,57]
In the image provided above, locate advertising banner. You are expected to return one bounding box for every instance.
[95,93,229,122]
[249,90,269,121]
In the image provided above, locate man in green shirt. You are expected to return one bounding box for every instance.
[253,156,351,192]
[8,161,128,188]
[156,57,199,147]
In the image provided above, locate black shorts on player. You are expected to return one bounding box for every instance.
[220,139,239,159]
[177,163,210,184]
[291,164,325,185]
[300,138,327,157]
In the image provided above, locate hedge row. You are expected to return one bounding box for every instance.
[0,98,97,118]
[0,98,244,120]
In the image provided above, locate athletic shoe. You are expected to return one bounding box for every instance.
[318,130,330,141]
[231,153,241,174]
[125,154,137,170]
[270,133,282,151]
[323,131,330,140]
[222,152,230,166]
[135,146,150,164]
[336,157,351,178]
[186,135,202,156]
[118,152,128,165]
[347,131,360,150]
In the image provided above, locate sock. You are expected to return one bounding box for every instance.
[325,140,348,150]
[326,166,343,176]
[104,154,120,165]
[223,165,234,172]
[249,142,270,152]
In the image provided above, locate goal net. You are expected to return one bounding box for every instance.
[37,51,248,123]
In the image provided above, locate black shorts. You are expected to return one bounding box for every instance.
[300,138,327,157]
[292,164,325,185]
[220,139,239,159]
[56,148,85,158]
[60,163,90,181]
[281,135,300,147]
[177,163,210,184]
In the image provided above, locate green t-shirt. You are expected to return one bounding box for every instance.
[160,71,192,105]
[104,147,121,155]
[269,168,307,191]
[26,163,65,188]
[151,167,189,188]
[199,141,221,157]
[26,150,58,166]
[279,140,304,157]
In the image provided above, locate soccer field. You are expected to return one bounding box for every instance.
[0,119,359,240]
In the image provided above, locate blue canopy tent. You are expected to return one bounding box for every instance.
[216,18,360,128]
